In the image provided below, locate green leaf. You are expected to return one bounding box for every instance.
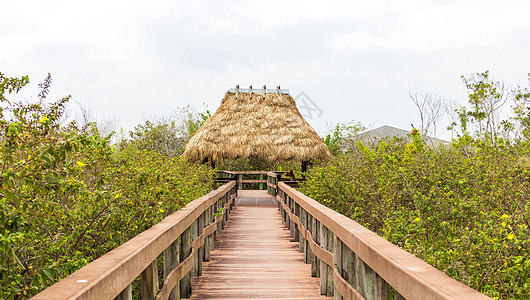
[42,269,54,281]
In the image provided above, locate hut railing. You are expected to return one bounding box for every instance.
[216,170,303,192]
[272,180,490,300]
[33,182,237,300]
[216,170,270,190]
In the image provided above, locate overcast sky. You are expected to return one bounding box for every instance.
[1,0,529,139]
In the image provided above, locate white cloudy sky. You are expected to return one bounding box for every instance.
[1,0,529,139]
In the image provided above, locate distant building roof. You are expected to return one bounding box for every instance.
[356,125,449,147]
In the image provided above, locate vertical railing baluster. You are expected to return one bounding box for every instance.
[294,202,300,242]
[216,199,223,236]
[180,225,192,298]
[114,284,132,300]
[342,244,355,300]
[205,206,213,260]
[307,214,315,274]
[229,187,234,209]
[319,223,328,295]
[326,229,334,297]
[395,291,405,300]
[299,208,306,254]
[141,260,158,300]
[375,273,390,300]
[210,201,212,251]
[198,212,205,277]
[289,197,295,238]
[333,235,343,300]
[164,238,180,300]
[355,254,376,299]
[191,219,199,278]
[284,193,288,225]
[267,175,270,194]
[363,262,376,300]
[279,192,284,221]
[311,216,319,277]
[286,196,292,231]
[355,252,364,297]
[222,194,228,229]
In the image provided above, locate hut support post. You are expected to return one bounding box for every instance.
[302,161,309,174]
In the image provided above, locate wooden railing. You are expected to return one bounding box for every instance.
[216,170,268,190]
[217,170,303,192]
[269,177,491,300]
[33,182,237,300]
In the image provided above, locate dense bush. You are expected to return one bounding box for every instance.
[300,132,530,299]
[127,105,211,157]
[0,73,214,299]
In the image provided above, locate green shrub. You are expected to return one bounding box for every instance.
[0,73,214,299]
[300,135,530,299]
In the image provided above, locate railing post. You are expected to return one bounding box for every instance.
[299,208,306,254]
[164,238,180,300]
[267,174,272,194]
[306,214,315,271]
[211,202,216,249]
[375,273,390,300]
[289,197,295,238]
[198,212,205,276]
[223,195,229,228]
[115,284,132,300]
[238,174,242,190]
[355,254,376,299]
[311,216,319,277]
[279,193,284,222]
[281,194,286,225]
[210,201,213,251]
[283,193,288,225]
[180,225,192,298]
[342,244,355,300]
[293,202,300,242]
[191,219,199,278]
[319,223,329,296]
[205,206,213,261]
[333,235,342,300]
[141,260,158,300]
[326,229,335,297]
[216,199,223,235]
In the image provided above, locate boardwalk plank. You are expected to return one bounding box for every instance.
[188,190,327,299]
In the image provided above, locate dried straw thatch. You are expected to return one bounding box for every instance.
[183,92,331,163]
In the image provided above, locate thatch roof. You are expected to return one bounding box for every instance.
[183,91,331,163]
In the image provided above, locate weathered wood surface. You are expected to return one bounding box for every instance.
[189,190,326,299]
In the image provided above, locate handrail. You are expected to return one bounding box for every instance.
[33,181,237,300]
[217,170,270,175]
[217,170,273,191]
[274,181,491,300]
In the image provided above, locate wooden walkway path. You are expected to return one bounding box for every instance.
[189,190,327,299]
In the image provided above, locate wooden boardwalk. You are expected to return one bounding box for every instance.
[189,190,326,299]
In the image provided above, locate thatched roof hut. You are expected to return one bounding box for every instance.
[183,91,331,163]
